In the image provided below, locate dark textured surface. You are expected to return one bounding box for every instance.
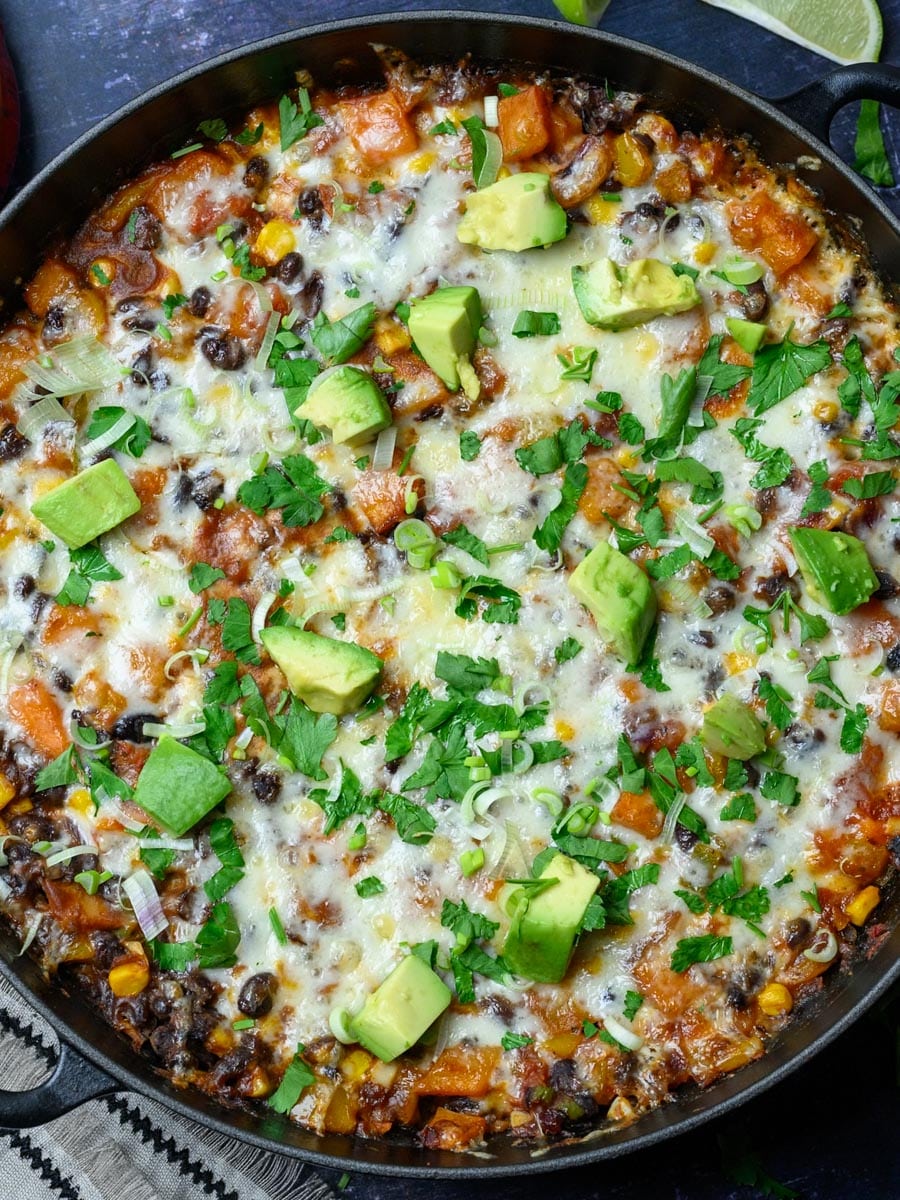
[2,1,900,1196]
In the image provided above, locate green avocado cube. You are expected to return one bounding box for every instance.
[701,694,766,761]
[725,317,767,354]
[568,541,657,664]
[133,735,232,836]
[260,625,382,715]
[297,365,392,446]
[572,258,701,331]
[349,954,452,1062]
[788,526,879,615]
[457,173,567,253]
[408,286,482,393]
[30,458,141,549]
[502,852,599,984]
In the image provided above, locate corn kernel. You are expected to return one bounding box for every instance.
[724,651,754,674]
[813,399,839,424]
[757,982,793,1016]
[372,913,395,939]
[846,885,880,926]
[496,165,512,181]
[408,152,435,175]
[510,1110,532,1128]
[67,787,92,817]
[246,1067,273,1098]
[0,773,15,810]
[374,318,411,355]
[614,132,653,188]
[108,957,150,997]
[341,1049,373,1082]
[254,219,296,265]
[370,1060,399,1087]
[555,718,576,742]
[206,1025,234,1054]
[616,447,639,468]
[583,194,619,225]
[607,1096,635,1123]
[543,1032,580,1057]
[693,241,717,265]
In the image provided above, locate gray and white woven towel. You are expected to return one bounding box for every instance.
[0,974,336,1200]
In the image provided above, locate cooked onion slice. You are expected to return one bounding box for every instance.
[122,869,168,940]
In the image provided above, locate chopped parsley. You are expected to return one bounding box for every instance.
[554,637,583,664]
[221,597,261,664]
[731,417,794,489]
[801,459,833,517]
[500,1031,533,1051]
[204,817,245,901]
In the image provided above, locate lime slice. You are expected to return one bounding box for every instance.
[698,0,882,65]
[551,0,612,28]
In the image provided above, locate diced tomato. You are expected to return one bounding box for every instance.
[340,91,418,165]
[498,85,552,162]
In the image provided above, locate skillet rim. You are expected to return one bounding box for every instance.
[2,9,900,1177]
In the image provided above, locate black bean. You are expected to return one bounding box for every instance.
[251,771,282,805]
[275,251,303,284]
[30,592,51,623]
[8,813,54,844]
[873,569,898,601]
[705,583,736,615]
[237,971,278,1017]
[738,279,769,322]
[186,470,224,511]
[675,823,699,852]
[243,156,269,189]
[43,305,66,340]
[688,630,715,648]
[297,187,323,216]
[753,571,797,603]
[111,712,160,743]
[129,206,162,251]
[200,332,246,371]
[886,643,900,673]
[13,574,35,598]
[188,286,212,318]
[0,423,29,461]
[149,368,170,391]
[549,1059,579,1094]
[298,272,324,320]
[131,348,153,385]
[784,722,824,754]
[90,931,125,971]
[51,669,73,693]
[726,984,749,1010]
[785,917,811,949]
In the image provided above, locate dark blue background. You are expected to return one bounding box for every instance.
[3,1,900,1196]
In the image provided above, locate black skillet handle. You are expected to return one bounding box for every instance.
[776,62,900,145]
[0,1040,119,1128]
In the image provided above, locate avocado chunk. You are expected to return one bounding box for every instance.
[702,694,766,760]
[725,317,767,354]
[572,258,701,331]
[568,542,657,664]
[297,365,391,446]
[408,286,482,394]
[502,852,599,983]
[788,526,879,615]
[30,459,141,549]
[349,954,452,1062]
[133,735,232,836]
[260,625,382,715]
[457,173,567,253]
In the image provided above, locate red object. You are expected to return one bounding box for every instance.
[0,25,20,194]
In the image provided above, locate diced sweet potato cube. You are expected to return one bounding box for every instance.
[353,470,423,535]
[421,1107,487,1150]
[654,160,692,204]
[498,85,552,162]
[414,1044,499,1097]
[611,790,663,839]
[879,681,900,732]
[340,91,418,165]
[44,880,123,932]
[728,193,818,274]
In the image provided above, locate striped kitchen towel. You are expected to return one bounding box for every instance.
[0,973,336,1200]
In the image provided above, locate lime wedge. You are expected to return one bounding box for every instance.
[552,0,612,28]
[698,0,882,65]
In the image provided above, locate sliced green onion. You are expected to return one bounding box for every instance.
[720,259,764,286]
[177,605,203,639]
[460,847,485,876]
[44,844,96,867]
[269,906,288,945]
[394,518,435,553]
[532,787,564,817]
[430,560,462,589]
[724,503,762,539]
[74,869,112,895]
[141,720,207,739]
[329,1007,356,1044]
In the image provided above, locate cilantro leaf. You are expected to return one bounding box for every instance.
[204,817,245,901]
[237,454,331,527]
[441,524,490,565]
[854,99,895,187]
[534,461,588,553]
[35,745,82,791]
[643,366,697,457]
[747,335,832,415]
[402,723,470,802]
[441,897,499,948]
[280,698,337,779]
[56,543,123,607]
[435,652,499,694]
[278,89,323,152]
[760,769,800,807]
[459,431,482,460]
[268,1044,315,1113]
[198,118,228,142]
[310,303,376,364]
[757,676,794,731]
[720,793,756,821]
[555,637,583,664]
[355,875,385,897]
[501,1031,533,1050]
[842,470,896,500]
[310,764,377,834]
[189,562,225,593]
[511,310,561,338]
[553,831,629,867]
[602,863,660,925]
[455,575,521,624]
[801,459,833,516]
[149,938,196,970]
[84,406,151,458]
[384,683,433,761]
[196,901,241,968]
[697,334,751,398]
[623,990,644,1021]
[377,791,436,844]
[731,417,793,489]
[840,702,868,754]
[670,934,733,973]
[222,597,260,664]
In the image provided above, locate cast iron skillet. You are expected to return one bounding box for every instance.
[1,10,900,1178]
